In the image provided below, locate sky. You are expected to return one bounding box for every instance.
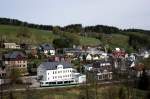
[0,0,150,30]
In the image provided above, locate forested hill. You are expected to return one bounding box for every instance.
[0,17,150,34]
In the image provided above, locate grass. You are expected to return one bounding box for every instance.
[1,85,148,99]
[109,34,129,49]
[80,36,101,46]
[0,25,58,44]
[0,25,101,46]
[0,24,147,51]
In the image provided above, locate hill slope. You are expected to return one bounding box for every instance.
[0,25,101,46]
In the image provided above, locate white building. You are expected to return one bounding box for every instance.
[141,51,149,59]
[37,61,77,86]
[92,60,113,80]
[39,43,55,55]
[84,64,93,71]
[86,54,92,61]
[3,43,20,49]
[74,73,86,83]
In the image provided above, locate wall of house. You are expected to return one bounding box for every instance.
[46,68,74,82]
[50,50,55,55]
[37,67,46,81]
[44,50,55,55]
[97,72,112,80]
[4,43,20,49]
[86,54,92,60]
[3,60,28,75]
[4,60,27,68]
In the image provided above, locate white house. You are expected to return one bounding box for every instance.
[3,43,20,49]
[37,61,77,86]
[86,54,92,61]
[79,53,106,61]
[74,73,86,83]
[84,64,93,71]
[141,51,149,59]
[39,43,55,55]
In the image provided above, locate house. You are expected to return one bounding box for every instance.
[37,61,77,86]
[74,73,86,83]
[79,53,106,61]
[0,68,6,79]
[79,53,95,61]
[63,48,82,56]
[92,60,113,80]
[112,48,126,58]
[25,45,38,58]
[2,51,28,75]
[140,51,150,59]
[48,55,73,63]
[84,64,93,71]
[3,43,20,49]
[86,54,93,61]
[133,63,144,77]
[79,47,109,61]
[86,47,102,55]
[39,43,55,55]
[99,53,109,59]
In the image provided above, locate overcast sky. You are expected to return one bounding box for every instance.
[0,0,150,29]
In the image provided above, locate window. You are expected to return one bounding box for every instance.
[98,75,102,80]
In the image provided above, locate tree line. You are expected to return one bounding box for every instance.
[2,17,150,34]
[128,33,150,50]
[0,18,53,30]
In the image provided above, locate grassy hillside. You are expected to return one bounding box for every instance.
[109,34,129,48]
[80,36,101,46]
[0,25,58,44]
[0,25,101,45]
[1,24,148,51]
